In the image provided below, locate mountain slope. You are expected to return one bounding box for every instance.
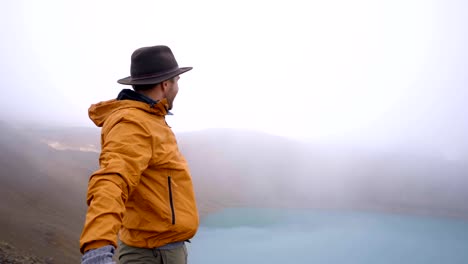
[0,122,96,263]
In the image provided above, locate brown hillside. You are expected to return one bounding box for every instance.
[0,122,96,263]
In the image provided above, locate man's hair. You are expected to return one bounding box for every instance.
[132,84,156,91]
[132,77,176,92]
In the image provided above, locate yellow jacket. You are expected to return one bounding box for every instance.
[80,97,199,253]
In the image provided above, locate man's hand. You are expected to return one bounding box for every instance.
[81,245,116,264]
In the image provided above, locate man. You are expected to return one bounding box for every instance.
[80,45,199,264]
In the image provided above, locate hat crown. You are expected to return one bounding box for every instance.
[130,45,179,78]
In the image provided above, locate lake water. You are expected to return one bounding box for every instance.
[187,208,468,264]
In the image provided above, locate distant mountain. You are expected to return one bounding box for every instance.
[180,129,468,219]
[0,121,467,262]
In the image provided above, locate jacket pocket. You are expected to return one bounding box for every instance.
[168,176,176,225]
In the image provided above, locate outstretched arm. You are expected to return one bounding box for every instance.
[80,120,152,253]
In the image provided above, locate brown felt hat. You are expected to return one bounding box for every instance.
[117,45,192,85]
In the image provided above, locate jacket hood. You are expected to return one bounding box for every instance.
[89,89,170,127]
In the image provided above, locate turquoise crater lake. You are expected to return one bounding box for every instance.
[187,208,468,264]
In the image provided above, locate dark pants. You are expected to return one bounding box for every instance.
[118,241,188,264]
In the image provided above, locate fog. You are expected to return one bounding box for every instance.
[1,2,468,261]
[0,0,467,155]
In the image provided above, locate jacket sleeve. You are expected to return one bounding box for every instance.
[80,120,152,253]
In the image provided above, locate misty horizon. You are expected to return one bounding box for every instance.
[2,1,468,151]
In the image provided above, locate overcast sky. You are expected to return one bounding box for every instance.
[1,0,467,153]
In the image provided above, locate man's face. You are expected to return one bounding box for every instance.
[164,76,180,110]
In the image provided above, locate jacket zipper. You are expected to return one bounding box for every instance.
[168,176,176,225]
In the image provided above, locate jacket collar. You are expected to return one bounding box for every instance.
[116,89,173,115]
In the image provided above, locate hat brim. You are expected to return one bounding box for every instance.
[117,67,193,85]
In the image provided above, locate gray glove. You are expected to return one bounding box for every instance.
[81,245,116,264]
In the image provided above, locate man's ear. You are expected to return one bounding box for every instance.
[161,81,169,94]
